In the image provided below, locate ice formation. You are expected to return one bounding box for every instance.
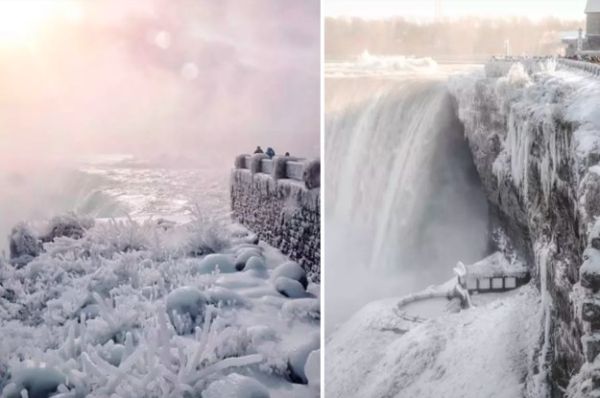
[0,215,320,397]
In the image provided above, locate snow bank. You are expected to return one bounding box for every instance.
[326,286,541,398]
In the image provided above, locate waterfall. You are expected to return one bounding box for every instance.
[325,75,490,330]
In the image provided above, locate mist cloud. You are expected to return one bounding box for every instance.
[0,0,320,168]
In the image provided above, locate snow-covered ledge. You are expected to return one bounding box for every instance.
[231,154,321,283]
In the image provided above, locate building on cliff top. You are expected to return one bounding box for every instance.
[564,0,600,57]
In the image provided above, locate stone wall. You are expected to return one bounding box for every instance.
[450,61,600,397]
[231,154,320,283]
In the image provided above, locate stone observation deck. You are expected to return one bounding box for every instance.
[231,154,320,283]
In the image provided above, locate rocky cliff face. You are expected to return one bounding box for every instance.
[450,63,600,397]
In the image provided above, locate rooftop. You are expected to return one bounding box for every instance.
[586,0,600,13]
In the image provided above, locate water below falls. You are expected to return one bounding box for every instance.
[325,75,491,332]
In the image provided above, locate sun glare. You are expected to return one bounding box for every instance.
[0,0,82,46]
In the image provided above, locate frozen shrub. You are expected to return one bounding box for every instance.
[166,286,207,335]
[273,277,306,299]
[41,213,94,243]
[2,367,66,398]
[9,223,42,264]
[187,211,232,256]
[205,287,248,307]
[202,373,269,398]
[271,262,308,289]
[281,298,320,321]
[197,254,236,274]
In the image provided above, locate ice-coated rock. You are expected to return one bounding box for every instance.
[244,256,267,275]
[2,367,66,398]
[197,254,236,274]
[203,373,269,398]
[287,332,320,384]
[101,343,125,367]
[166,286,206,335]
[234,248,262,271]
[271,262,308,289]
[304,349,320,390]
[274,277,306,299]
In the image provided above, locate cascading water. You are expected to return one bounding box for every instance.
[325,68,491,332]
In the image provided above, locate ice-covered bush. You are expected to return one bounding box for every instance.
[41,213,94,243]
[9,223,42,264]
[166,286,207,335]
[0,212,319,397]
[186,211,232,256]
[205,287,248,308]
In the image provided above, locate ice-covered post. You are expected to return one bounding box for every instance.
[453,261,472,309]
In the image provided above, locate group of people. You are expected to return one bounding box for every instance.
[254,146,289,158]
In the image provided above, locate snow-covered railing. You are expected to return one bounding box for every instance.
[464,252,530,293]
[485,56,600,78]
[557,58,600,77]
[234,153,320,189]
[484,56,556,77]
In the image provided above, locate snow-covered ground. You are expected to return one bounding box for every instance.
[0,156,320,397]
[326,285,542,398]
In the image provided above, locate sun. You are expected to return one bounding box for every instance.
[0,0,82,46]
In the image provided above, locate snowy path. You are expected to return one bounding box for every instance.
[326,286,541,398]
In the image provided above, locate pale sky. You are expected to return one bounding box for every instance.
[0,0,320,165]
[325,0,587,20]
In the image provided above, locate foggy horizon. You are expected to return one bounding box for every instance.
[325,0,587,21]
